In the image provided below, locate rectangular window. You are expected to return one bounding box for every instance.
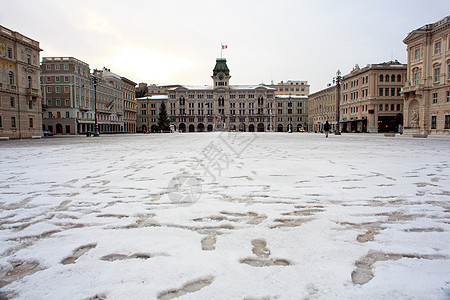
[379,88,383,96]
[64,64,69,70]
[55,87,60,93]
[414,48,420,60]
[28,101,32,109]
[46,64,51,70]
[445,115,450,129]
[391,88,395,97]
[11,117,16,128]
[433,93,438,103]
[397,88,402,96]
[447,91,450,102]
[64,86,69,93]
[434,68,440,83]
[7,47,12,58]
[10,97,14,107]
[66,112,70,118]
[46,77,51,83]
[65,99,70,106]
[414,72,419,85]
[47,86,52,93]
[29,118,33,128]
[435,41,441,55]
[57,112,61,118]
[56,99,61,106]
[55,64,60,70]
[0,116,2,127]
[397,104,401,111]
[64,76,69,82]
[431,116,437,129]
[55,76,60,82]
[385,88,389,96]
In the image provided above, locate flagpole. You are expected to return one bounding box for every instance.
[220,42,223,59]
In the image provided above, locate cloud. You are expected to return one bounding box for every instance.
[103,46,193,83]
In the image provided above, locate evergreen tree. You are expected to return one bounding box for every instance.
[157,101,170,132]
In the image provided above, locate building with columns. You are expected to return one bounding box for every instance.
[402,15,450,135]
[0,25,42,139]
[161,58,307,133]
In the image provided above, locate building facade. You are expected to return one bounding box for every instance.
[41,58,135,135]
[308,85,338,132]
[41,57,91,134]
[265,80,310,97]
[402,15,450,135]
[122,77,137,133]
[94,68,124,133]
[162,58,307,133]
[136,95,166,133]
[0,25,42,139]
[340,62,406,133]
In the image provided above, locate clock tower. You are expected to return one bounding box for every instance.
[212,58,231,89]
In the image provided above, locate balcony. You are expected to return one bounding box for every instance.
[26,88,40,97]
[0,83,17,92]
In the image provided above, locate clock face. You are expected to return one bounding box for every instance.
[219,75,224,80]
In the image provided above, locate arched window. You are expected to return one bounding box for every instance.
[385,75,390,82]
[9,71,14,85]
[379,74,384,82]
[391,74,395,82]
[385,104,389,111]
[397,74,402,82]
[28,76,32,88]
[379,104,383,111]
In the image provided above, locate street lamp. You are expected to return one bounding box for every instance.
[90,71,101,137]
[333,69,343,135]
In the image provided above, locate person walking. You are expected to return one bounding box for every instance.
[324,121,330,138]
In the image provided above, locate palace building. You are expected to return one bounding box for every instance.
[402,15,450,135]
[152,58,308,133]
[0,25,42,139]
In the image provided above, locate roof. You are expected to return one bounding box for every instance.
[136,95,168,101]
[276,95,308,100]
[168,85,276,92]
[213,58,230,76]
[403,15,450,44]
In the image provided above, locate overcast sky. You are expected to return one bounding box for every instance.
[1,0,449,92]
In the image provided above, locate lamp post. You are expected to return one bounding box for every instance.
[91,71,101,137]
[333,69,343,135]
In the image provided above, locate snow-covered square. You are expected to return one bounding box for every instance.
[0,133,449,299]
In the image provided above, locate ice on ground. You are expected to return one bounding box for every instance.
[0,133,449,299]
